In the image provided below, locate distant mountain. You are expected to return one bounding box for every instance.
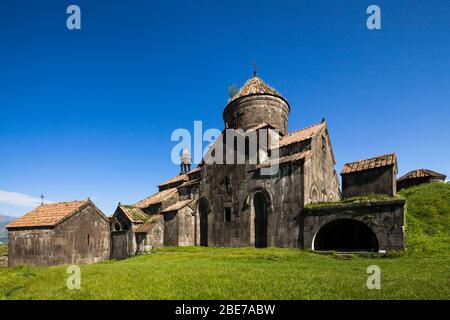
[0,215,14,243]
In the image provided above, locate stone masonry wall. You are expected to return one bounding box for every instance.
[301,200,406,251]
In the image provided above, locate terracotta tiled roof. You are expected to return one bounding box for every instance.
[229,76,284,103]
[247,122,272,132]
[134,188,178,208]
[397,169,446,182]
[119,205,148,223]
[7,200,90,229]
[161,199,195,213]
[187,167,201,174]
[257,150,312,169]
[178,179,201,188]
[279,122,325,148]
[158,174,188,188]
[341,153,397,175]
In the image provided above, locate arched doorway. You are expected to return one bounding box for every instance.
[314,219,379,252]
[199,199,210,246]
[254,192,268,248]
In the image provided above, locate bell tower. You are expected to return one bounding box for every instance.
[180,147,191,174]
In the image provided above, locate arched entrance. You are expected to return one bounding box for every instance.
[199,199,210,247]
[253,192,268,248]
[314,219,379,252]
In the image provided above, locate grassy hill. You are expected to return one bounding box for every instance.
[0,183,448,299]
[401,183,450,254]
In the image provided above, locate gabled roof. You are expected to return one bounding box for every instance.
[228,76,284,104]
[158,174,188,188]
[397,169,446,182]
[118,205,148,223]
[341,153,397,175]
[178,179,201,188]
[279,122,325,148]
[7,200,98,229]
[161,199,195,213]
[187,167,201,175]
[257,150,312,169]
[134,188,178,208]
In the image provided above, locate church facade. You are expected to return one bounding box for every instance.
[110,74,405,258]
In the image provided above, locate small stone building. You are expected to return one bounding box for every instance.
[341,153,398,198]
[110,204,164,259]
[300,153,405,252]
[7,200,110,267]
[397,169,447,191]
[302,198,405,252]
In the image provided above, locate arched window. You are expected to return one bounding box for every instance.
[311,187,319,204]
[114,222,121,231]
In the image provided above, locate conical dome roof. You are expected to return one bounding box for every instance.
[229,75,284,103]
[223,73,290,134]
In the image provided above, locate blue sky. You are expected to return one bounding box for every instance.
[0,0,449,217]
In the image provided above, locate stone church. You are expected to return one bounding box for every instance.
[109,73,405,258]
[8,73,406,266]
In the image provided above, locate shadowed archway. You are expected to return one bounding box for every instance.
[199,198,210,247]
[253,192,269,248]
[314,219,379,252]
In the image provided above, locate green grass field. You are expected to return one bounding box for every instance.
[0,244,7,257]
[0,183,449,300]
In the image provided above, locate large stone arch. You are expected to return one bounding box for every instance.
[303,213,386,252]
[313,218,379,252]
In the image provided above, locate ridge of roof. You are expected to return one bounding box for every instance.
[158,174,188,188]
[278,121,325,148]
[397,169,446,181]
[228,76,284,104]
[257,150,312,169]
[134,188,178,208]
[161,199,195,213]
[7,199,91,229]
[341,153,397,175]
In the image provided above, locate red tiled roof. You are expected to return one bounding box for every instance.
[187,167,201,175]
[7,200,90,229]
[279,122,325,148]
[161,199,195,213]
[178,179,201,188]
[341,153,397,175]
[397,169,446,182]
[158,174,188,188]
[134,188,178,208]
